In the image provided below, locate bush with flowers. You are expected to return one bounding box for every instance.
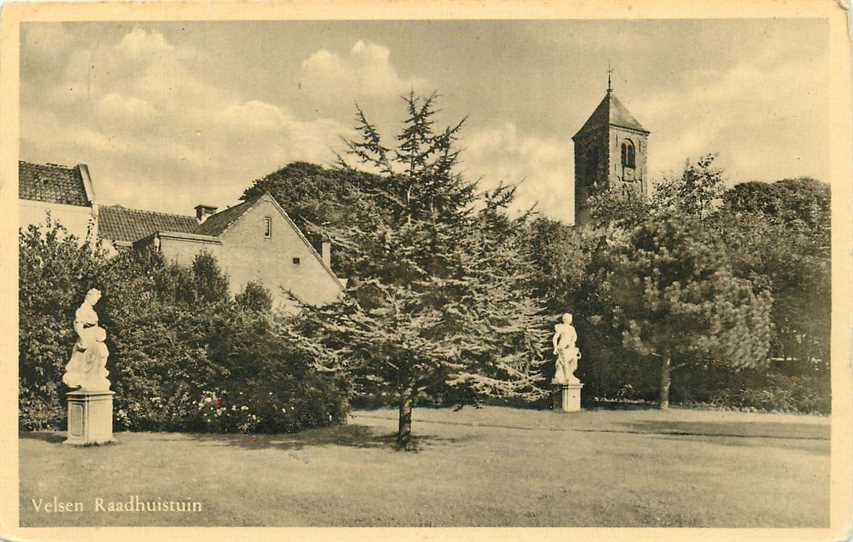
[196,306,350,434]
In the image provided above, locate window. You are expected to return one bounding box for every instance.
[621,140,636,169]
[292,257,301,265]
[264,217,272,238]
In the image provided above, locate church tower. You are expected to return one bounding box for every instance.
[572,78,649,225]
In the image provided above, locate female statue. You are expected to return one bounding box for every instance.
[62,288,111,391]
[552,313,580,385]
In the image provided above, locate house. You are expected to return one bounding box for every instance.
[127,193,344,308]
[19,160,345,309]
[18,161,98,240]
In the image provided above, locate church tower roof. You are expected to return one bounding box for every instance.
[572,89,649,139]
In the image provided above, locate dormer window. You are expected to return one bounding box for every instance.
[264,217,272,238]
[621,140,636,169]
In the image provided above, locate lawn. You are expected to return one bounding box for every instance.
[19,405,830,527]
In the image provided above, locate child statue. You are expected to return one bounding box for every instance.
[62,288,111,391]
[552,312,581,385]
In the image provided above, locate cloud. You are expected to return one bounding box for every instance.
[463,123,573,223]
[301,40,428,100]
[95,92,159,121]
[117,27,174,59]
[21,26,351,215]
[632,42,828,183]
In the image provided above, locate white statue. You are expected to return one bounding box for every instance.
[62,288,111,391]
[552,313,581,385]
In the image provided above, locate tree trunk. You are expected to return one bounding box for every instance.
[397,390,413,449]
[659,352,672,410]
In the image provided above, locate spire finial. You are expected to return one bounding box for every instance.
[607,62,613,93]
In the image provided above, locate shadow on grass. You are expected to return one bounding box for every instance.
[169,424,475,453]
[583,400,662,411]
[618,420,829,441]
[20,425,475,453]
[20,431,66,444]
[647,433,830,455]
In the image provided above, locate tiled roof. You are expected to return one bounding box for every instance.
[574,91,648,138]
[98,205,199,243]
[194,197,257,236]
[19,161,91,207]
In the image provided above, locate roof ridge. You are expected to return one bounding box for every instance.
[193,196,259,236]
[20,160,75,170]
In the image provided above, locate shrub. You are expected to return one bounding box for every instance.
[19,222,350,433]
[236,281,273,313]
[18,218,107,430]
[710,373,830,414]
[200,308,350,433]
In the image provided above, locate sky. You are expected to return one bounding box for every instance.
[20,19,829,223]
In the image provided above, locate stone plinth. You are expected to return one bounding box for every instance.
[64,390,115,445]
[553,383,583,412]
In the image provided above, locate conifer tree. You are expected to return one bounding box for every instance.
[302,93,550,447]
[584,156,774,408]
[601,213,773,408]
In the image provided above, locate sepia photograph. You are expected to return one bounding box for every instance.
[2,3,851,539]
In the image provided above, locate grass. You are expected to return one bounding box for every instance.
[19,405,830,527]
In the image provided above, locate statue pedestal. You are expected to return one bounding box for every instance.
[64,390,115,445]
[553,383,583,412]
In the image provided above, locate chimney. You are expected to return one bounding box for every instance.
[321,239,332,268]
[195,204,218,223]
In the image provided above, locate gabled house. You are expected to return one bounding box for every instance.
[19,160,345,309]
[130,193,344,308]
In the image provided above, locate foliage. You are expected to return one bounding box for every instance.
[572,156,778,409]
[96,252,227,431]
[600,212,772,407]
[242,162,374,232]
[18,216,107,429]
[723,177,830,234]
[190,251,231,305]
[587,186,648,230]
[720,177,830,370]
[240,162,381,272]
[19,221,349,432]
[300,93,551,447]
[651,154,726,222]
[196,311,350,433]
[527,217,594,312]
[236,281,273,313]
[681,372,830,415]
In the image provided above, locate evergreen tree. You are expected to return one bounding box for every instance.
[581,156,773,408]
[599,213,773,408]
[302,93,550,447]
